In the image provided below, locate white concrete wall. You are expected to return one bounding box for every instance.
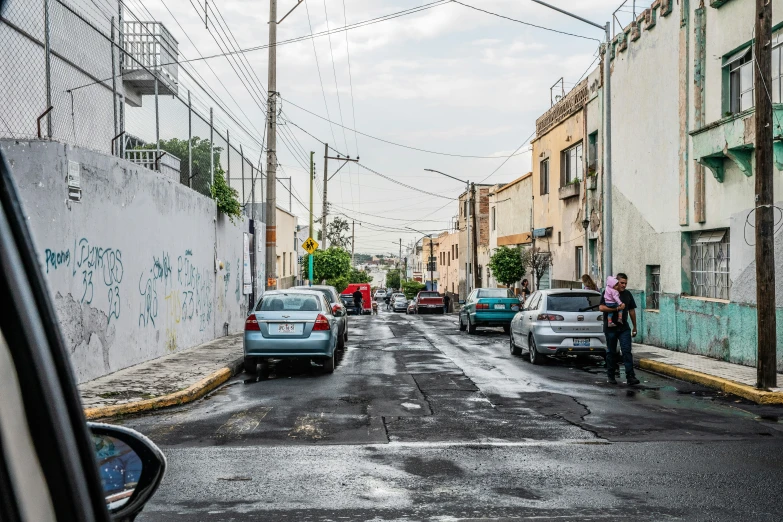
[610,0,783,298]
[2,140,249,383]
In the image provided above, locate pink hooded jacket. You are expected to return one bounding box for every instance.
[604,276,621,305]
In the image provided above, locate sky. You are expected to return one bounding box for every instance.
[130,0,644,255]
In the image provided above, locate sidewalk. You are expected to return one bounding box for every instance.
[634,343,783,405]
[80,333,244,420]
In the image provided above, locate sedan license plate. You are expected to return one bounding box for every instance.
[494,304,505,310]
[276,323,296,334]
[573,338,590,347]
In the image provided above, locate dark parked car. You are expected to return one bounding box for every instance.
[292,284,348,347]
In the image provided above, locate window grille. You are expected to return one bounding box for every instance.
[691,230,730,300]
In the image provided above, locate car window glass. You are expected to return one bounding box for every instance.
[478,289,514,298]
[547,294,602,312]
[419,292,439,298]
[527,293,540,310]
[257,295,322,311]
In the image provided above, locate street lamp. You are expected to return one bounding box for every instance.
[529,0,612,278]
[424,168,473,294]
[407,227,436,291]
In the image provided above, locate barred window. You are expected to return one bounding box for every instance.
[691,230,730,300]
[647,265,660,310]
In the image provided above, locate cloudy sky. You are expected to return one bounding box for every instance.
[135,0,641,254]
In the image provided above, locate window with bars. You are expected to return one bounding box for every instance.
[690,230,730,300]
[647,265,661,310]
[724,37,783,114]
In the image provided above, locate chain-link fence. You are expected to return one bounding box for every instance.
[0,0,265,207]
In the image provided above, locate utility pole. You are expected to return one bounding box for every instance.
[529,0,611,278]
[265,0,278,290]
[309,151,314,285]
[399,238,402,288]
[322,142,329,248]
[429,236,434,290]
[471,183,479,290]
[351,220,356,266]
[755,0,777,389]
[323,145,358,249]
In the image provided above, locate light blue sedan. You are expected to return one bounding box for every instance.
[244,290,341,374]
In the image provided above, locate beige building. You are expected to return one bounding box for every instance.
[457,184,492,298]
[488,173,533,289]
[436,230,459,295]
[275,207,299,289]
[531,73,602,290]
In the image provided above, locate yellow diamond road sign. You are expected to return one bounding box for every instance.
[303,237,319,254]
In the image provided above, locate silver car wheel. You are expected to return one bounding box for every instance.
[528,335,544,365]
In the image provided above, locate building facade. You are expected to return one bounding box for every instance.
[457,185,492,299]
[437,230,460,295]
[275,207,299,289]
[608,0,783,368]
[531,66,604,291]
[488,173,534,290]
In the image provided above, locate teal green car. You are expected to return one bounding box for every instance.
[459,288,522,334]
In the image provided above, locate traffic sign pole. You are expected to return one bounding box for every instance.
[309,255,314,287]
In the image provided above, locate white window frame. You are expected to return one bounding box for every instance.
[691,230,730,300]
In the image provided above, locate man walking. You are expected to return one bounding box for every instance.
[352,288,363,315]
[599,273,639,386]
[443,293,451,314]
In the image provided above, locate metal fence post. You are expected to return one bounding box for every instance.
[240,144,245,208]
[154,76,160,162]
[111,17,118,151]
[209,107,214,186]
[187,90,192,188]
[43,0,53,138]
[118,1,124,158]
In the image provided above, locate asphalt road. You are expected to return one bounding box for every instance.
[122,309,783,521]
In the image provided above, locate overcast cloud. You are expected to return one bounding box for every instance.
[138,0,634,253]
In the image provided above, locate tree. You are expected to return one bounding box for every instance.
[522,247,553,289]
[488,246,527,288]
[349,267,372,284]
[303,247,351,283]
[324,217,352,249]
[142,137,242,223]
[402,280,426,299]
[386,269,401,290]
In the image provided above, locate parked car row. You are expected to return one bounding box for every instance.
[244,285,351,374]
[459,288,608,364]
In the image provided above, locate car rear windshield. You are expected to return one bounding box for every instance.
[256,294,323,312]
[294,287,335,303]
[419,292,439,298]
[546,294,601,312]
[478,289,514,298]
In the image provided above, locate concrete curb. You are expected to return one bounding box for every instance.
[638,358,783,405]
[83,357,244,420]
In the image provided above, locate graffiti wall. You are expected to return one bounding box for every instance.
[2,140,249,383]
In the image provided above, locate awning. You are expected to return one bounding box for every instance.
[723,46,751,68]
[694,230,726,243]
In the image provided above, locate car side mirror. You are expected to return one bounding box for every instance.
[89,422,166,522]
[331,304,344,316]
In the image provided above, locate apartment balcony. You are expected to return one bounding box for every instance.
[125,149,181,181]
[690,105,783,182]
[122,21,179,107]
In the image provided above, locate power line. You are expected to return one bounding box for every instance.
[454,0,601,42]
[478,129,536,183]
[303,0,340,148]
[282,96,531,159]
[358,163,456,200]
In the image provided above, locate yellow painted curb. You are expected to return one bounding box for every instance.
[639,359,783,405]
[84,366,235,420]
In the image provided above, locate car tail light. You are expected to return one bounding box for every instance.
[476,303,489,309]
[537,314,564,321]
[245,315,261,331]
[313,313,331,331]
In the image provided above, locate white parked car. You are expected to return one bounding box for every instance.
[374,289,387,300]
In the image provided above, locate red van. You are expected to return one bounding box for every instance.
[340,283,372,315]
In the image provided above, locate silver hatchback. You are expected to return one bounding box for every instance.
[509,289,606,365]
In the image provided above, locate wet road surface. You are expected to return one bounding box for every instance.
[122,310,783,521]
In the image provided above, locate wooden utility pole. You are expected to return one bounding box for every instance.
[265,0,278,290]
[471,183,479,290]
[322,142,329,248]
[351,220,355,267]
[755,0,777,389]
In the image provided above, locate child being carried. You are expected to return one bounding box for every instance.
[603,276,624,328]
